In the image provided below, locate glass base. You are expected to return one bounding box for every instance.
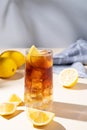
[24,97,53,111]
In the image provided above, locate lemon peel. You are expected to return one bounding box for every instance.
[0,57,17,78]
[0,50,25,68]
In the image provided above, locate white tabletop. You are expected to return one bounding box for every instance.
[0,48,87,130]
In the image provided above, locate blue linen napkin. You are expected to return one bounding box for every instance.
[53,39,87,78]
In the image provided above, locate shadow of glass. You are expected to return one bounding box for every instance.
[72,82,87,90]
[34,120,66,130]
[2,110,24,120]
[52,101,87,121]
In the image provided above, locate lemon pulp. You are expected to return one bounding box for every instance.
[0,103,16,115]
[59,68,78,88]
[9,94,22,106]
[27,108,55,126]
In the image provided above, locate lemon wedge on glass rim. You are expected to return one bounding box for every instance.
[26,108,55,126]
[27,45,40,61]
[59,68,78,88]
[0,102,17,116]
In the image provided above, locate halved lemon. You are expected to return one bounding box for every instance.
[59,68,78,88]
[9,94,22,106]
[26,108,55,126]
[0,102,16,116]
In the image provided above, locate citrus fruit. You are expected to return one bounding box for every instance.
[27,45,52,68]
[27,45,40,62]
[27,108,55,126]
[27,45,40,66]
[0,57,17,78]
[0,102,16,115]
[0,50,25,68]
[59,68,78,88]
[28,45,40,56]
[9,94,22,106]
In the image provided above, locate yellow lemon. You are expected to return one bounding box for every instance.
[59,68,78,88]
[0,50,25,68]
[0,57,17,78]
[27,45,40,67]
[9,94,22,106]
[27,45,52,68]
[0,102,17,115]
[27,45,40,61]
[27,108,55,126]
[27,45,39,56]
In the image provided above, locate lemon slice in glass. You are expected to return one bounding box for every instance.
[26,108,55,126]
[59,68,78,88]
[0,102,16,116]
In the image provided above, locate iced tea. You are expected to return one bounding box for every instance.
[24,48,53,110]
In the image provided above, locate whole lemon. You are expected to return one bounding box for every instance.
[0,57,17,78]
[0,50,25,68]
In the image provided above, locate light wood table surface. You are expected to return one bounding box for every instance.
[0,48,87,130]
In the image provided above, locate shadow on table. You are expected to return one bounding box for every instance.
[8,68,25,80]
[72,82,87,90]
[34,120,66,130]
[2,110,24,120]
[52,101,87,122]
[0,67,25,88]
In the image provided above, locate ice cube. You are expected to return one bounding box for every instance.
[31,69,43,79]
[31,79,43,90]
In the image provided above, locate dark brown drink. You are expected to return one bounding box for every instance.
[24,48,53,110]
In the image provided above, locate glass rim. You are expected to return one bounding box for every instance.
[26,48,53,56]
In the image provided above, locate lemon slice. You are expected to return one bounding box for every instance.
[9,94,22,106]
[27,45,40,60]
[0,102,16,115]
[59,68,78,88]
[27,45,52,68]
[27,108,55,126]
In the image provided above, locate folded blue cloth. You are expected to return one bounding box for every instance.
[53,39,87,78]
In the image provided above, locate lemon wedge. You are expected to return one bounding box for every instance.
[9,94,22,106]
[27,45,41,67]
[0,102,16,116]
[27,45,52,68]
[59,68,78,88]
[26,108,55,126]
[27,45,40,61]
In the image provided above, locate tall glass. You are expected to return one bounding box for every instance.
[24,48,53,110]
